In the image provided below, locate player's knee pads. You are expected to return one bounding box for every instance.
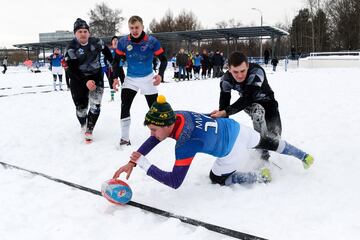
[76,105,87,118]
[250,103,265,122]
[89,104,101,114]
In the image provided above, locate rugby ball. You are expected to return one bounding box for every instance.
[101,179,132,205]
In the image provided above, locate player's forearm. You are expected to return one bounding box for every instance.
[225,97,251,116]
[111,54,125,79]
[157,53,167,80]
[219,92,231,111]
[137,136,160,156]
[136,155,190,189]
[102,46,113,64]
[147,164,190,189]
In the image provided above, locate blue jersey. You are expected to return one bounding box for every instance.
[193,55,202,67]
[116,34,163,78]
[174,111,239,160]
[49,54,63,67]
[137,111,240,189]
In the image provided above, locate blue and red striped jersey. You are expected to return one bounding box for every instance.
[116,34,164,78]
[138,111,240,188]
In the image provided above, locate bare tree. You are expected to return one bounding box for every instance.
[173,9,201,31]
[149,9,175,33]
[88,2,125,37]
[215,20,228,29]
[149,9,201,33]
[215,18,242,29]
[228,19,242,28]
[306,0,321,52]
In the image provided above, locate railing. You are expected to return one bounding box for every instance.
[309,51,360,58]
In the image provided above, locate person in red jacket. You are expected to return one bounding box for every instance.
[185,54,193,80]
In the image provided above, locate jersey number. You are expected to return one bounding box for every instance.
[203,115,218,134]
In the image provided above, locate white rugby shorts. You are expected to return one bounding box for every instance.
[122,73,158,95]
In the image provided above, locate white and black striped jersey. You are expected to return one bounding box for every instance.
[65,37,112,79]
[219,63,277,116]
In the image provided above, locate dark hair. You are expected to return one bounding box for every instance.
[228,52,248,67]
[128,15,143,25]
[111,36,118,41]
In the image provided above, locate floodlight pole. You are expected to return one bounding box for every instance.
[252,8,263,62]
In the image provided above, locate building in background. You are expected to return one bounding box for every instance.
[39,31,73,43]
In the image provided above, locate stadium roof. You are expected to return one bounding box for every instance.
[13,26,289,50]
[152,26,288,42]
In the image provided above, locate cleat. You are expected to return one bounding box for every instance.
[302,154,314,169]
[84,132,93,144]
[259,168,272,183]
[119,139,131,146]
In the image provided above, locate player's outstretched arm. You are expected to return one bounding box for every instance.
[113,162,136,180]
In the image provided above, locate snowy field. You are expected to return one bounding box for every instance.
[1,65,360,240]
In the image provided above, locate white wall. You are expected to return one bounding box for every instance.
[299,53,360,68]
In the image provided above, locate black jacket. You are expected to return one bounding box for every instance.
[271,58,279,66]
[219,63,277,116]
[65,37,112,84]
[201,54,210,67]
[212,53,223,66]
[176,53,188,67]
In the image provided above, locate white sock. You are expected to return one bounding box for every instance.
[276,139,286,153]
[121,117,131,141]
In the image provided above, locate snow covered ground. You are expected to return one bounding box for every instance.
[1,65,360,240]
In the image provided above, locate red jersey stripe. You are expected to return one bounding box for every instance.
[174,114,185,140]
[175,157,193,166]
[116,49,126,56]
[154,47,164,56]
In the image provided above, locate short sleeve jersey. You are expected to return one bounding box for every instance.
[116,34,164,77]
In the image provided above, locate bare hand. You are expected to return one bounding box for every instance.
[86,80,96,91]
[210,110,227,118]
[153,75,162,86]
[112,79,120,91]
[113,163,135,180]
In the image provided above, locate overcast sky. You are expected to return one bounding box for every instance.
[1,0,306,48]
